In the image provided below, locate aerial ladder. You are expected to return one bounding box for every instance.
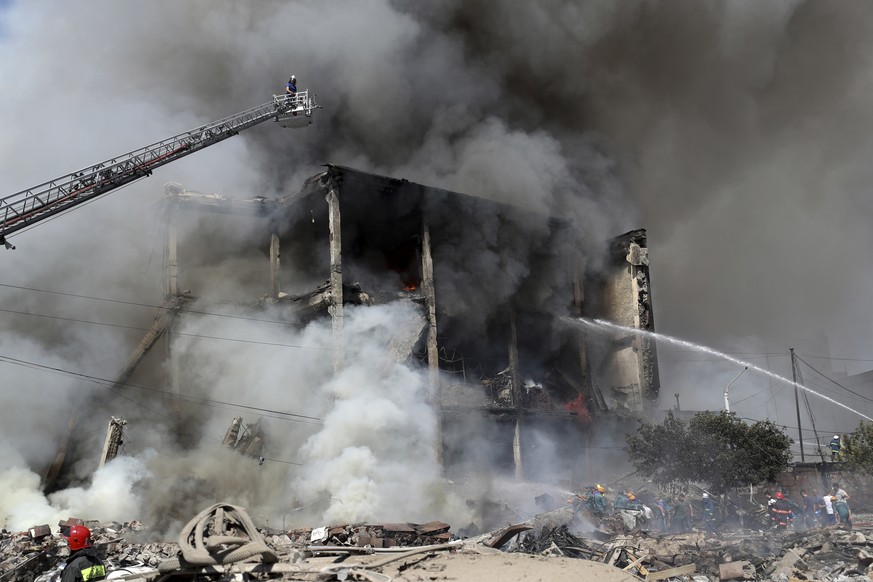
[0,90,320,249]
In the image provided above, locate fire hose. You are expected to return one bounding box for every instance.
[157,502,277,573]
[156,502,462,579]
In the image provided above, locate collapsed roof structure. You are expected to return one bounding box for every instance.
[44,164,660,489]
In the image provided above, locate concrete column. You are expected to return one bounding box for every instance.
[509,307,523,480]
[326,184,344,376]
[269,231,280,299]
[421,219,443,466]
[165,201,178,300]
[421,221,440,398]
[629,264,644,412]
[166,321,182,421]
[163,200,182,421]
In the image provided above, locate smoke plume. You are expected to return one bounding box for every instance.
[1,0,871,531]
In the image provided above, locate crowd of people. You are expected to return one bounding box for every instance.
[573,485,695,533]
[766,482,853,530]
[572,481,854,534]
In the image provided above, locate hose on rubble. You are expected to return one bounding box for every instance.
[157,502,277,573]
[157,542,461,578]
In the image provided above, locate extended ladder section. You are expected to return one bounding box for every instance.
[0,92,319,246]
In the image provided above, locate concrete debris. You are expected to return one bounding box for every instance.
[718,560,754,580]
[485,524,533,549]
[511,507,873,582]
[6,501,873,581]
[288,520,453,548]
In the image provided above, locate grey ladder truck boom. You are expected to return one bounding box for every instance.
[0,90,319,249]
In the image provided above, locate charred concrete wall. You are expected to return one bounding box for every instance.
[591,229,660,415]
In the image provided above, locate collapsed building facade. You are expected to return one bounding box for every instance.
[45,165,660,489]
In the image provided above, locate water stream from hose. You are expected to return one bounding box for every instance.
[573,317,873,422]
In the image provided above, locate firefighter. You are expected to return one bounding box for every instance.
[591,484,608,515]
[285,75,298,105]
[613,490,631,510]
[702,493,717,531]
[770,492,793,530]
[61,525,106,581]
[830,434,842,461]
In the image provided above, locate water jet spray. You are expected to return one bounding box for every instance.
[571,317,873,422]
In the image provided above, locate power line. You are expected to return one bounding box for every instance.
[795,354,873,405]
[0,281,308,328]
[803,355,873,363]
[736,416,857,438]
[0,305,331,352]
[0,352,324,425]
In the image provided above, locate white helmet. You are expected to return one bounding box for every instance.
[702,493,709,499]
[291,75,296,82]
[834,434,840,439]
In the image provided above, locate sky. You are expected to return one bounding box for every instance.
[1,0,873,529]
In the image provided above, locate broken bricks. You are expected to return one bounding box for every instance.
[28,525,51,541]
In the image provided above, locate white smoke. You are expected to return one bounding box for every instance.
[292,302,468,524]
[0,446,149,532]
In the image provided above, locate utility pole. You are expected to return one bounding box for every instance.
[790,348,805,462]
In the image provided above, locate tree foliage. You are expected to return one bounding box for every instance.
[625,411,793,493]
[841,421,873,474]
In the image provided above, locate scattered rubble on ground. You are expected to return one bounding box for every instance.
[4,501,873,581]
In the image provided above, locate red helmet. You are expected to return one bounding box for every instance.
[774,492,785,500]
[65,525,92,551]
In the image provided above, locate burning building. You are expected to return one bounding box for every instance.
[141,165,660,482]
[42,163,659,500]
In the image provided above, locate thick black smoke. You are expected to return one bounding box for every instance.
[1,0,872,528]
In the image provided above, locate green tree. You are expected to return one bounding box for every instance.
[841,421,873,473]
[625,411,793,493]
[625,411,691,487]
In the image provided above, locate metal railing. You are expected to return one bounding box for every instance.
[273,89,317,116]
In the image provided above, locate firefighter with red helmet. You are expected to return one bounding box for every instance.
[770,491,794,530]
[61,525,106,581]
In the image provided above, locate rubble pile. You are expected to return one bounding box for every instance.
[510,511,873,582]
[287,520,453,548]
[7,501,873,581]
[1,520,177,582]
